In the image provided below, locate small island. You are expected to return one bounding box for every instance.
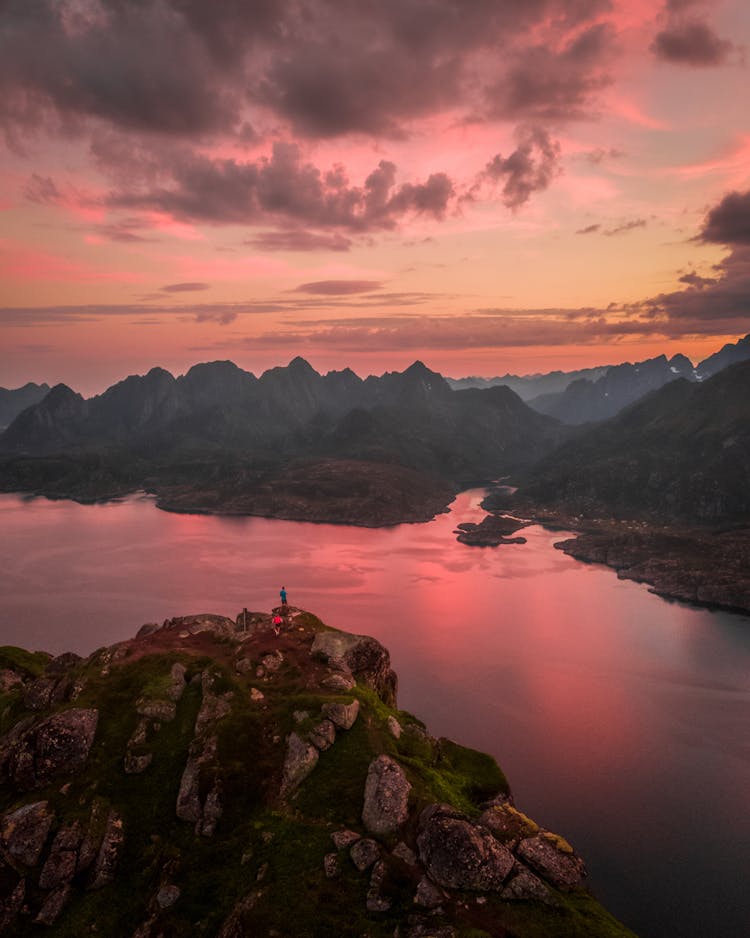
[0,608,636,936]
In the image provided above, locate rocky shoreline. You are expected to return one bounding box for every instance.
[477,485,750,616]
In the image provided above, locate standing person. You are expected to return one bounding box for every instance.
[280,586,287,606]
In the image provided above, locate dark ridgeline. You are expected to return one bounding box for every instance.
[1,332,749,528]
[448,332,750,426]
[519,359,750,523]
[0,382,50,429]
[0,358,565,521]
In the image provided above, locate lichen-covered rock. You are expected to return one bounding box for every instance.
[23,676,57,711]
[323,853,339,878]
[331,829,360,850]
[502,862,556,904]
[387,716,402,739]
[34,883,71,925]
[392,841,416,866]
[350,838,380,871]
[0,670,24,693]
[516,833,586,889]
[89,808,124,889]
[280,732,319,796]
[0,801,54,866]
[39,821,82,889]
[366,859,392,912]
[156,884,181,909]
[414,875,445,909]
[311,631,397,705]
[0,876,25,931]
[135,698,177,722]
[362,755,411,837]
[308,719,336,751]
[167,662,187,701]
[0,709,98,791]
[321,672,356,692]
[77,799,108,874]
[417,804,514,891]
[321,699,359,731]
[165,614,236,636]
[478,803,539,848]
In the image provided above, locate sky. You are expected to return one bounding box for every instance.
[1,0,749,395]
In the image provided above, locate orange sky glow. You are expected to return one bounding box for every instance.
[1,0,748,394]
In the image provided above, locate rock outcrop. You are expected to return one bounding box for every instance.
[0,708,98,790]
[0,607,630,937]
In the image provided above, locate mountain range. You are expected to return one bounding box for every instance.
[1,332,749,527]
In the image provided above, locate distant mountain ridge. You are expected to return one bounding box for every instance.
[449,332,750,425]
[519,359,750,523]
[0,358,565,521]
[0,382,50,428]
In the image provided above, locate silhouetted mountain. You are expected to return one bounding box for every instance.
[0,382,50,428]
[526,354,697,424]
[447,365,609,400]
[696,332,750,379]
[520,360,750,522]
[0,359,566,517]
[1,384,88,451]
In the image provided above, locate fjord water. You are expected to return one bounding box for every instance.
[1,492,749,938]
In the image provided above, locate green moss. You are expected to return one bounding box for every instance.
[0,645,50,676]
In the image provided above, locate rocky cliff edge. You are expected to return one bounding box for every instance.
[0,609,636,937]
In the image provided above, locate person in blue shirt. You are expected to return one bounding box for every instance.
[280,586,287,606]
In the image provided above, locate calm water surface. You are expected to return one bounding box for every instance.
[1,491,749,938]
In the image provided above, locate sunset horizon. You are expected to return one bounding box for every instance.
[1,0,748,394]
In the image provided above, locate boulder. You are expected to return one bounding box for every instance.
[0,801,54,866]
[321,699,360,731]
[89,808,124,889]
[156,884,181,909]
[23,677,57,711]
[167,663,187,701]
[387,716,402,739]
[331,829,360,850]
[414,875,446,909]
[350,838,380,871]
[391,841,416,866]
[0,877,25,931]
[362,755,411,837]
[516,833,586,889]
[308,719,336,751]
[366,859,391,913]
[323,853,340,878]
[417,804,514,891]
[39,821,82,889]
[321,673,356,692]
[0,709,98,791]
[34,884,71,925]
[135,698,176,722]
[311,631,397,705]
[0,670,23,693]
[280,733,318,796]
[501,862,555,904]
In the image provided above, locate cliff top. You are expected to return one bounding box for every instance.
[0,609,636,937]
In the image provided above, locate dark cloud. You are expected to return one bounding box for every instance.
[243,231,352,252]
[651,19,733,66]
[108,143,455,231]
[488,23,614,122]
[161,282,210,293]
[635,190,750,327]
[603,218,647,236]
[576,218,646,236]
[699,190,750,245]
[1,0,613,146]
[484,126,561,209]
[678,271,717,287]
[293,281,383,296]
